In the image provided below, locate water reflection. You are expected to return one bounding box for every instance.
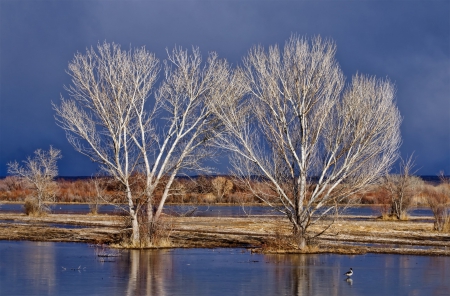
[1,242,449,295]
[266,253,353,296]
[117,249,174,296]
[4,241,57,295]
[272,254,323,295]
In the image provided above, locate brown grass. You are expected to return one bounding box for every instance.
[23,197,51,216]
[380,212,409,221]
[1,206,450,255]
[111,212,175,249]
[442,219,450,233]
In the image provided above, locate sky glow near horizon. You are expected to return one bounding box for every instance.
[0,1,449,176]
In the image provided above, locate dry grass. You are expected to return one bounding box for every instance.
[441,218,450,233]
[147,217,174,248]
[0,212,449,255]
[23,198,51,216]
[111,238,173,249]
[112,213,175,249]
[380,212,409,221]
[258,218,322,253]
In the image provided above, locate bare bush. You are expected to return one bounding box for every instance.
[7,146,61,215]
[87,176,108,215]
[424,181,450,232]
[211,176,234,202]
[383,156,422,220]
[2,176,25,191]
[23,197,41,216]
[0,176,32,201]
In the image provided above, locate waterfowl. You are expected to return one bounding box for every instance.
[344,268,353,277]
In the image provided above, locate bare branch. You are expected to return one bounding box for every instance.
[7,146,62,215]
[212,35,401,249]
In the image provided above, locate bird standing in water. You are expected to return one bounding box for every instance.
[344,268,353,278]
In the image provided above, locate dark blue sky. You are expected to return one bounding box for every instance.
[1,1,449,176]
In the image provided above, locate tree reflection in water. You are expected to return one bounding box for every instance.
[115,249,173,296]
[1,242,450,295]
[266,253,354,296]
[22,242,57,295]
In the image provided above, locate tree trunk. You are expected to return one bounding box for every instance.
[37,189,44,214]
[145,185,156,240]
[293,225,307,250]
[298,236,307,250]
[130,212,140,246]
[126,185,140,246]
[147,200,154,236]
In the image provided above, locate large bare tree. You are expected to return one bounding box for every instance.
[213,36,401,249]
[54,42,231,246]
[7,146,62,215]
[54,42,160,244]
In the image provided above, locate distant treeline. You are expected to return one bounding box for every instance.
[0,174,447,205]
[1,175,445,183]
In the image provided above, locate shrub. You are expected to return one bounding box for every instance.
[424,184,450,232]
[24,197,49,216]
[211,176,234,202]
[202,193,217,203]
[381,156,421,220]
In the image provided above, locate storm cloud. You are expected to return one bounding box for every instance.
[1,1,448,176]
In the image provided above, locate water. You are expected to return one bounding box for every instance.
[0,203,436,217]
[0,241,449,295]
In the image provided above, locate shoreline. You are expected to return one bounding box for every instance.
[0,201,430,207]
[0,212,449,256]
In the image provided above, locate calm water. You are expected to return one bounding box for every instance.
[0,203,435,217]
[0,241,449,295]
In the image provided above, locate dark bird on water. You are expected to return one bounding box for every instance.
[344,268,353,278]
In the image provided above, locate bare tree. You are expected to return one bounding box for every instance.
[425,184,450,232]
[211,176,234,202]
[54,42,160,245]
[141,46,231,233]
[383,155,423,220]
[7,146,62,215]
[212,35,401,249]
[54,42,231,246]
[88,175,109,215]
